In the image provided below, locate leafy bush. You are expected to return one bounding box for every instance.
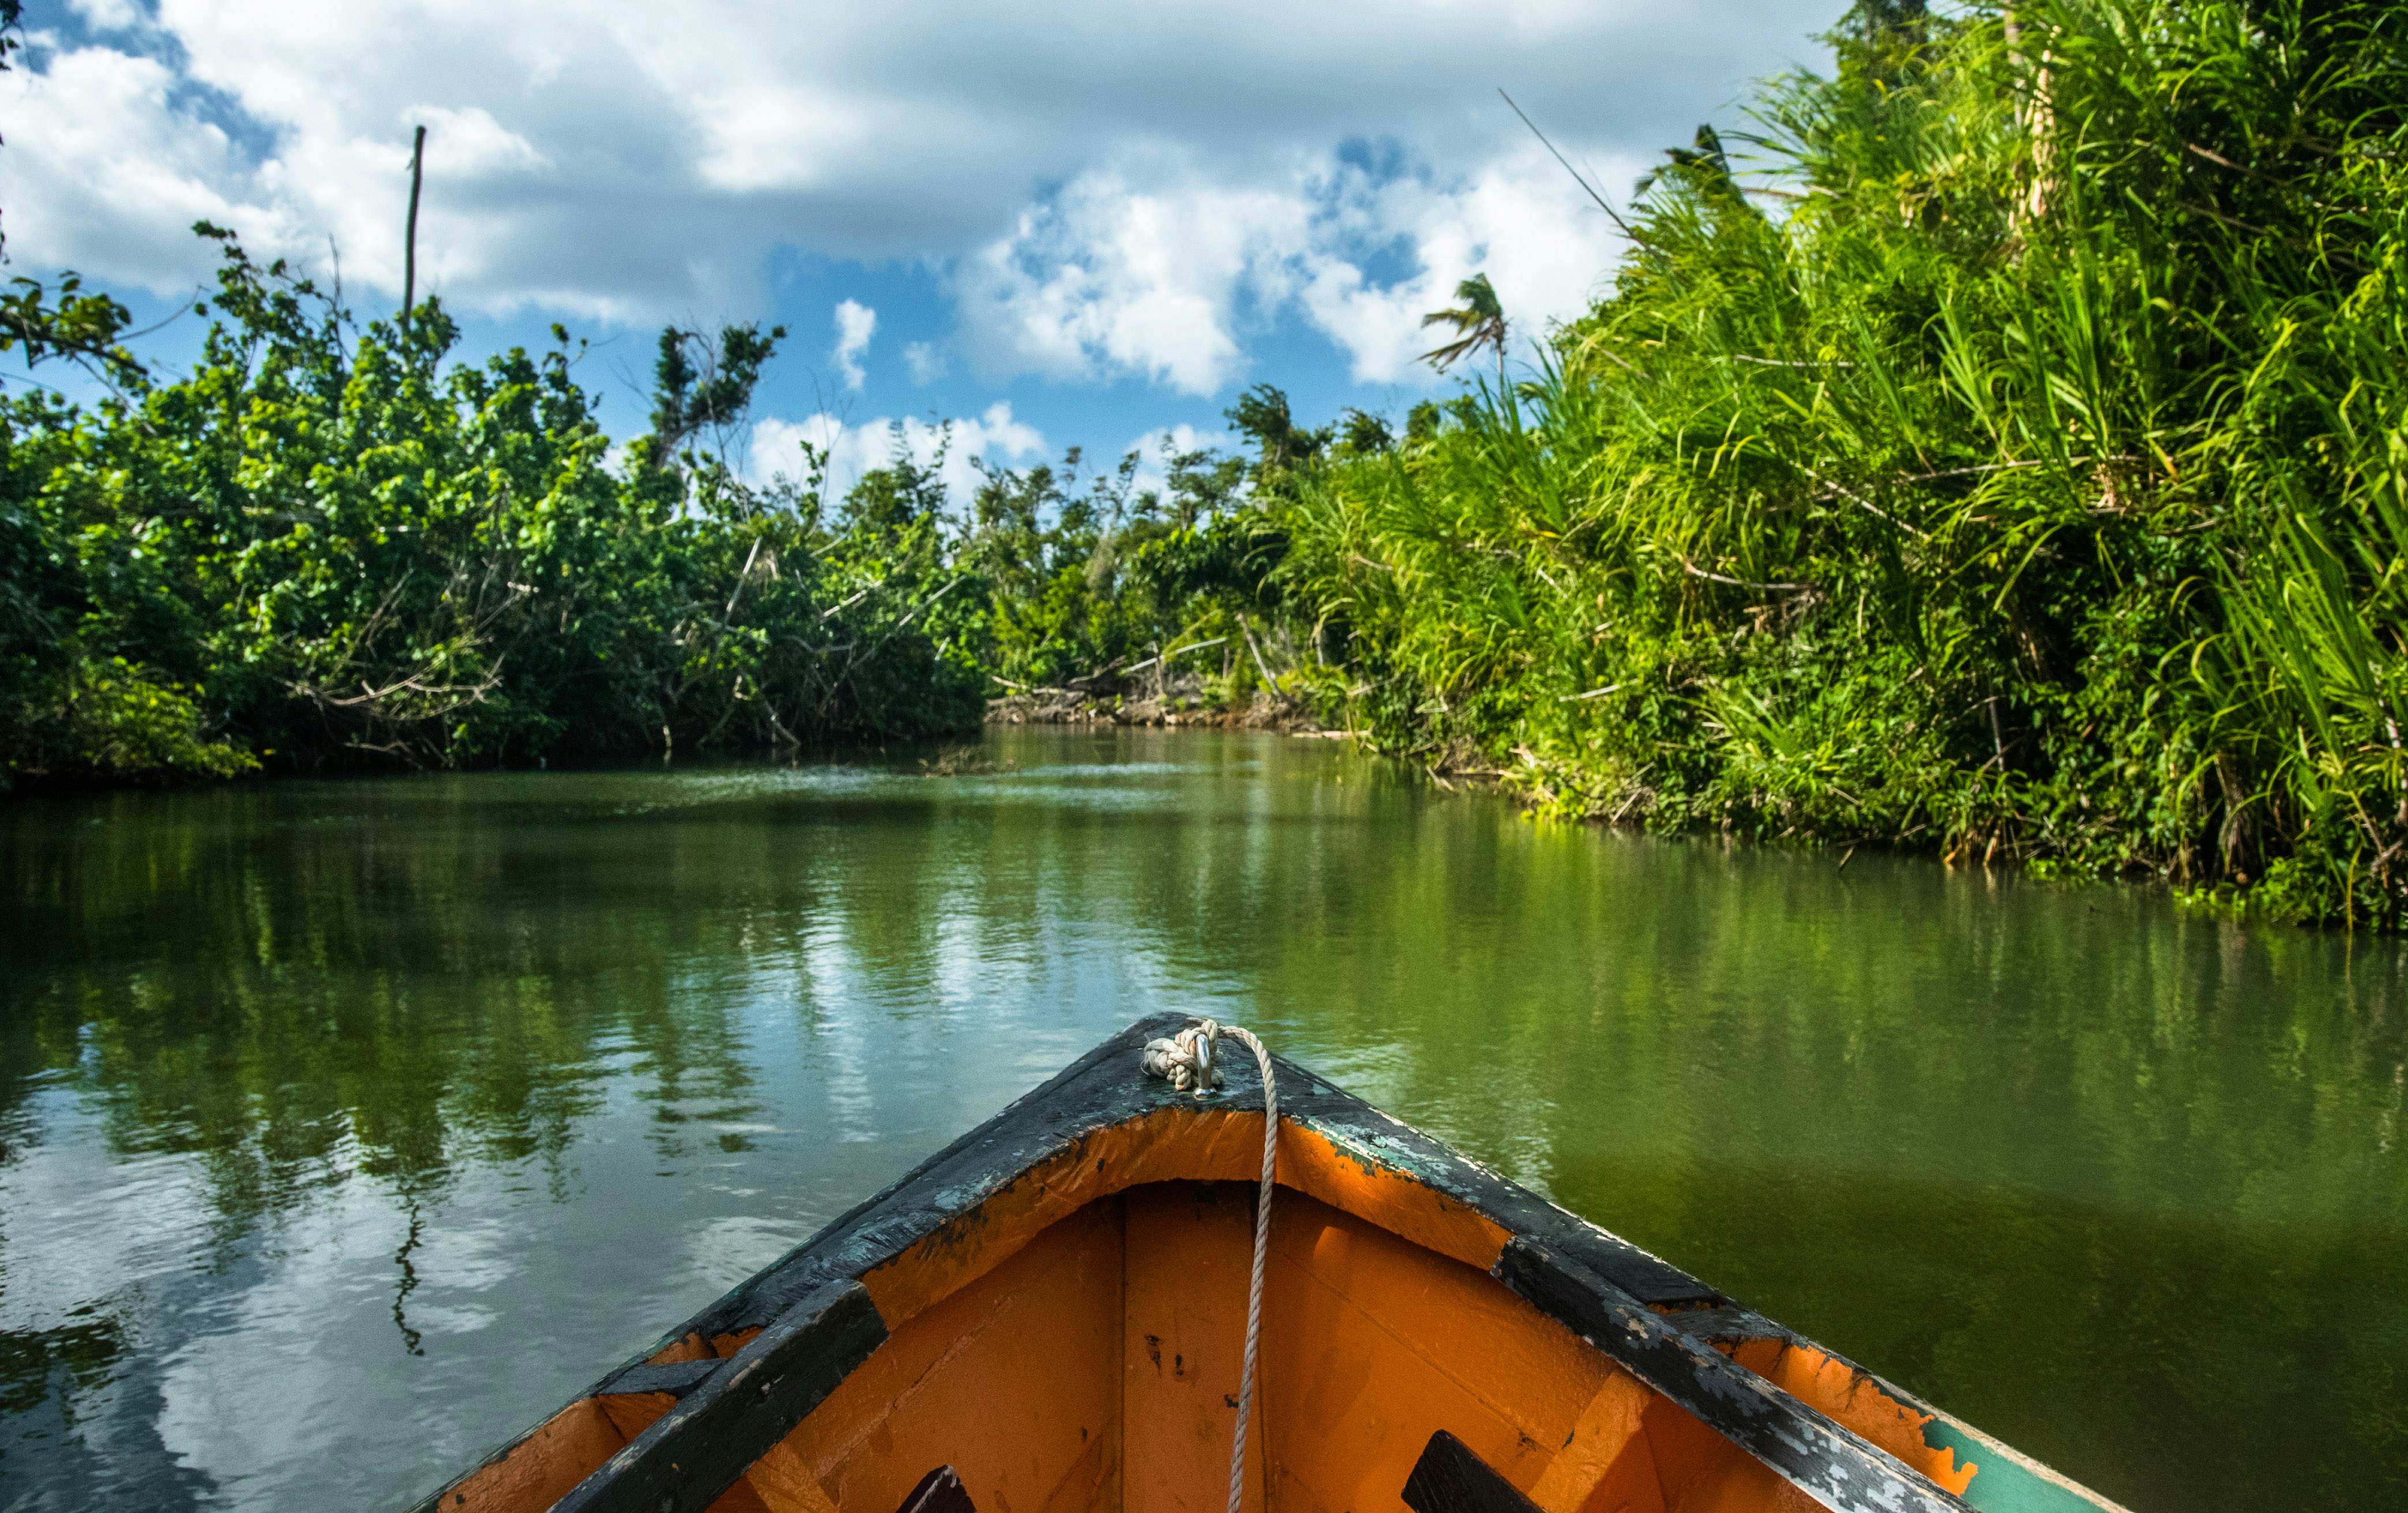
[0,235,994,780]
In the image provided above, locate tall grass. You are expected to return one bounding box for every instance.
[1275,0,2408,925]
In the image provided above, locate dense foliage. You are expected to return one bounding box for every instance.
[0,245,980,777]
[8,0,2408,928]
[1258,0,2408,928]
[0,227,1274,780]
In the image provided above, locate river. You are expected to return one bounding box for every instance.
[2,728,2402,1511]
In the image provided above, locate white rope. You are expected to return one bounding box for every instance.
[1140,1018,1278,1513]
[1140,1018,1223,1092]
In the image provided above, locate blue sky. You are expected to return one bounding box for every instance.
[3,0,1836,497]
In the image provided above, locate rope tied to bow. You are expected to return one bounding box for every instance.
[1140,1018,1278,1513]
[1140,1018,1224,1091]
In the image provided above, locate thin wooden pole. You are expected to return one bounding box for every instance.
[401,125,426,336]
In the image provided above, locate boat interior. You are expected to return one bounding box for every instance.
[430,1109,1983,1513]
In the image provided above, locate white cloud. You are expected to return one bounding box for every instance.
[3,0,1829,338]
[403,105,550,177]
[952,143,1636,394]
[901,341,946,385]
[955,161,1308,394]
[830,299,876,390]
[0,45,295,291]
[748,401,1047,506]
[1295,144,1643,383]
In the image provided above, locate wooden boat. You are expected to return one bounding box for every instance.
[411,1015,2130,1513]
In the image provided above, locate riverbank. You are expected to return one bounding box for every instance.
[9,0,2403,925]
[1238,0,2408,930]
[983,667,1330,732]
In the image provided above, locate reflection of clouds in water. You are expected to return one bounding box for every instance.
[144,1122,812,1510]
[682,1214,808,1293]
[929,906,1002,1023]
[410,1208,532,1296]
[0,1100,216,1329]
[407,1303,498,1334]
[798,926,882,1145]
[156,1176,403,1504]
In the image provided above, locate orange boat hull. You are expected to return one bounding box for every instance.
[414,1019,2127,1513]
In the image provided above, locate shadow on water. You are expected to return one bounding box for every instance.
[0,727,2402,1511]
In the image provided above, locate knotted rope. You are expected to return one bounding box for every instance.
[1140,1018,1278,1513]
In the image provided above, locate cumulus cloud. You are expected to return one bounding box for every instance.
[952,142,1641,394]
[3,4,779,320]
[749,401,1047,505]
[3,1,1828,327]
[956,161,1308,394]
[0,44,292,289]
[1298,144,1646,382]
[831,299,876,390]
[901,341,946,385]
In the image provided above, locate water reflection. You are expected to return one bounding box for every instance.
[1,729,2403,1511]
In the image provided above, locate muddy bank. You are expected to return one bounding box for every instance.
[983,669,1333,733]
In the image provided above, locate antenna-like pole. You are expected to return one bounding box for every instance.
[1498,89,1631,238]
[401,125,426,337]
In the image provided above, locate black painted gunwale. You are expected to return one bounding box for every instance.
[409,1013,2022,1513]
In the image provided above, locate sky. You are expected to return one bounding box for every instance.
[0,0,1836,499]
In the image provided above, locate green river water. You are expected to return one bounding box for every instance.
[2,728,2403,1511]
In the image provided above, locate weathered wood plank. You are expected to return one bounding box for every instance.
[1495,1238,1972,1513]
[1402,1431,1544,1513]
[593,1358,721,1401]
[549,1280,887,1513]
[1661,1306,1792,1344]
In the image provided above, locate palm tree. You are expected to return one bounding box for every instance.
[1421,273,1508,393]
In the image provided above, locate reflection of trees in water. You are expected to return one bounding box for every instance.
[0,780,805,1233]
[0,1309,215,1508]
[6,751,2407,1241]
[2,740,2406,1510]
[0,1312,122,1420]
[0,742,1394,1236]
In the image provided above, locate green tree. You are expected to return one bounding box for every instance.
[643,322,786,473]
[1419,273,1508,393]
